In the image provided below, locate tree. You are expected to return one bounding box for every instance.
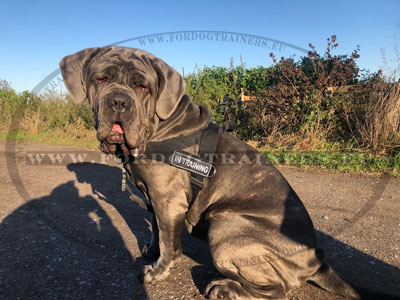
[0,79,12,91]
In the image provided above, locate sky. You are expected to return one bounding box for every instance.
[1,0,399,93]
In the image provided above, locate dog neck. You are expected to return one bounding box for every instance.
[151,94,212,142]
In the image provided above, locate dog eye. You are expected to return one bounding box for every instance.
[138,85,147,92]
[97,77,107,84]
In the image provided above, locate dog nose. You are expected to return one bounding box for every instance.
[107,94,131,113]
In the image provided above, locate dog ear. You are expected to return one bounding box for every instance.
[59,47,101,104]
[151,58,186,120]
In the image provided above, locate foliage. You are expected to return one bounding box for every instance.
[185,36,400,154]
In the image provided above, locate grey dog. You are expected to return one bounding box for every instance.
[60,46,392,300]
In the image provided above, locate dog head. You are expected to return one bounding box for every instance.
[59,46,185,157]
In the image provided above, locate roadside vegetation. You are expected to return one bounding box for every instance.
[0,87,97,148]
[1,36,399,175]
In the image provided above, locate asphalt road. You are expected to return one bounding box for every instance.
[0,141,399,300]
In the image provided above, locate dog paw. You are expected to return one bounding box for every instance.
[140,263,168,284]
[139,256,181,284]
[141,243,160,259]
[205,279,249,300]
[206,284,232,299]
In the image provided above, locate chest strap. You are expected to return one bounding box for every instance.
[189,122,219,201]
[122,122,221,211]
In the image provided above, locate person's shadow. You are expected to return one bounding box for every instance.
[0,162,151,300]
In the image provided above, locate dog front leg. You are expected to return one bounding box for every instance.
[141,214,160,259]
[142,208,185,283]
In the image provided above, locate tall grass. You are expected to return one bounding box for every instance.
[0,89,98,148]
[353,82,400,152]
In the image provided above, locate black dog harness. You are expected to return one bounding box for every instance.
[121,122,221,211]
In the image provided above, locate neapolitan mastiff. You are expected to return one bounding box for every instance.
[60,46,393,300]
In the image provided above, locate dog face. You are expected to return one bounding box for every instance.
[60,46,186,157]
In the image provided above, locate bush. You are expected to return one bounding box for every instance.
[185,36,399,153]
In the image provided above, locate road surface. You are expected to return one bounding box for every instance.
[0,141,399,299]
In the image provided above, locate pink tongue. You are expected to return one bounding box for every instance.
[112,123,124,134]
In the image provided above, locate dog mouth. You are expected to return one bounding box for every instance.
[105,122,125,144]
[101,121,144,158]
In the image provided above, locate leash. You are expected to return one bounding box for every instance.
[121,122,221,211]
[121,167,154,212]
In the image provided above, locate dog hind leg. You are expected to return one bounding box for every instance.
[307,263,360,299]
[204,264,287,300]
[207,218,288,300]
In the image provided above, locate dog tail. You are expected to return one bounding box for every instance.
[308,263,400,300]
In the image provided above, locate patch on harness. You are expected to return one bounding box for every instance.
[170,151,215,177]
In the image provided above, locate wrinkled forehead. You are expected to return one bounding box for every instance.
[86,47,157,80]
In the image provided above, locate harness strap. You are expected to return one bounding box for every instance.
[190,122,220,201]
[122,122,220,211]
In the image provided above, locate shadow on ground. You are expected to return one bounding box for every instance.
[0,163,399,299]
[0,163,151,299]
